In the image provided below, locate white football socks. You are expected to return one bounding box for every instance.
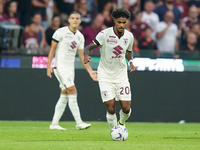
[68,94,83,125]
[106,112,117,129]
[52,93,68,125]
[119,108,132,125]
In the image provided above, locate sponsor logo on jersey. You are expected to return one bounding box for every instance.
[65,35,73,39]
[109,36,116,38]
[123,38,128,45]
[107,38,117,45]
[70,41,77,49]
[112,45,123,58]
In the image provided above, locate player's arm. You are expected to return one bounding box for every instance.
[78,49,97,81]
[126,50,135,72]
[47,40,58,78]
[83,43,98,64]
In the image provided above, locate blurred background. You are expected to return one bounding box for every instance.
[0,0,200,123]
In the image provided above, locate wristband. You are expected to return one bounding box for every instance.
[129,59,133,64]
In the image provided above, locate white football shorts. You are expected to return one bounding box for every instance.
[53,68,75,91]
[98,81,132,102]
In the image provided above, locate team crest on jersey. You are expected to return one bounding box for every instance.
[123,38,128,45]
[102,91,107,97]
[107,37,117,45]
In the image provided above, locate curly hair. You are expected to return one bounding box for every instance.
[111,8,131,19]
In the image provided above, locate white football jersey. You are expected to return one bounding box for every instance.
[52,26,84,71]
[93,27,134,83]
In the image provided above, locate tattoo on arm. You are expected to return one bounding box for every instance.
[84,43,98,56]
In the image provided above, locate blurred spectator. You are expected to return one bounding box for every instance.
[125,20,131,31]
[16,0,31,27]
[64,17,70,26]
[141,0,163,10]
[31,13,46,47]
[155,11,179,54]
[113,0,141,14]
[3,0,20,25]
[122,0,134,21]
[102,2,115,28]
[114,0,141,14]
[190,23,200,50]
[142,0,159,40]
[188,0,200,15]
[45,15,61,46]
[131,10,148,40]
[95,0,113,13]
[173,0,188,18]
[21,21,39,52]
[46,0,58,27]
[86,0,95,12]
[180,32,199,52]
[30,0,48,30]
[154,0,182,32]
[0,0,4,22]
[75,0,92,31]
[138,27,157,50]
[182,5,200,37]
[82,13,104,56]
[54,0,75,26]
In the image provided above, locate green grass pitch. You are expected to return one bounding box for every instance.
[0,121,200,150]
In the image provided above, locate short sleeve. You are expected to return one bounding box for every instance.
[93,30,104,46]
[127,34,134,52]
[155,23,165,33]
[52,28,63,42]
[78,35,85,50]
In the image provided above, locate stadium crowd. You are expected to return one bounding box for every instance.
[0,0,200,56]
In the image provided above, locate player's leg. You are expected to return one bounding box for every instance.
[116,81,132,126]
[99,81,117,129]
[50,69,68,130]
[104,99,117,129]
[67,85,91,129]
[119,101,131,126]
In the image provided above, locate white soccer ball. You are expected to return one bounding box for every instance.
[110,125,128,141]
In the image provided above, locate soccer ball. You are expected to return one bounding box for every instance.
[110,125,128,141]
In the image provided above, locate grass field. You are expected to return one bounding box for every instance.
[0,121,200,150]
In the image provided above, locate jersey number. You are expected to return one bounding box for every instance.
[120,87,130,95]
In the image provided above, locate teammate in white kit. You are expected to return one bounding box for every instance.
[84,8,136,129]
[47,11,97,130]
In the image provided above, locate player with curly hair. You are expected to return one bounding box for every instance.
[84,8,135,129]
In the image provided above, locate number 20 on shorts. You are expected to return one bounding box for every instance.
[120,86,130,95]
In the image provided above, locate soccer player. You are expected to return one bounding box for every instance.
[84,8,135,129]
[47,11,97,130]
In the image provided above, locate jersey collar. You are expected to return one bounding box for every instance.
[68,26,77,34]
[113,27,124,39]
